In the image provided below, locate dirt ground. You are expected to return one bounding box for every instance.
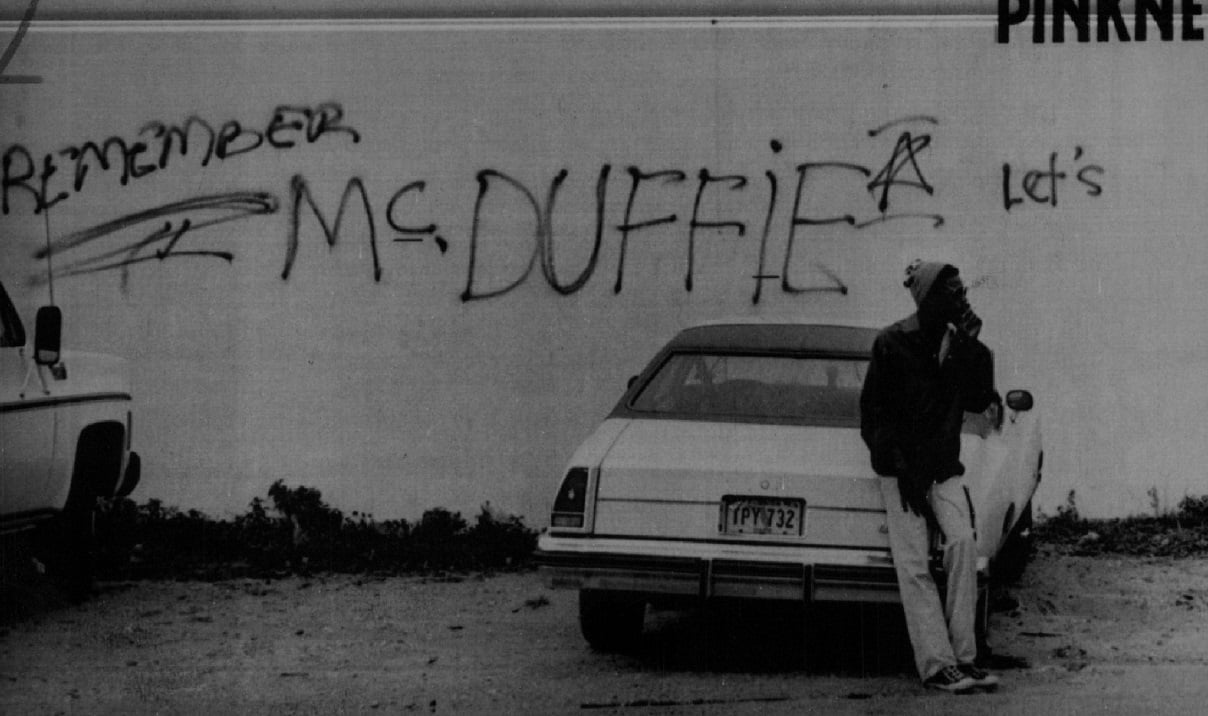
[2,546,1207,715]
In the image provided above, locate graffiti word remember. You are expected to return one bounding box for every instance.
[1,102,359,215]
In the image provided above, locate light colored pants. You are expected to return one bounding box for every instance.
[879,476,978,681]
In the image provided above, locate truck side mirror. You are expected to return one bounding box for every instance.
[34,306,61,366]
[1005,389,1033,412]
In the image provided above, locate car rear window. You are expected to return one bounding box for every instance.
[629,352,868,426]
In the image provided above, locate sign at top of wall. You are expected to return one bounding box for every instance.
[998,0,1206,43]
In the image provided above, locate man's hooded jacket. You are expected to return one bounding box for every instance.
[859,262,999,483]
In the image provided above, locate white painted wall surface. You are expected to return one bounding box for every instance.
[2,12,1205,521]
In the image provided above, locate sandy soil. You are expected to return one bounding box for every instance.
[2,546,1207,715]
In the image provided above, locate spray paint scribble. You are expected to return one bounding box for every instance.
[31,193,279,289]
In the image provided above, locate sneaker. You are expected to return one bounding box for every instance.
[958,663,1001,690]
[924,666,977,693]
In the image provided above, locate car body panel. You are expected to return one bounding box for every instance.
[0,399,57,517]
[988,399,1043,552]
[593,420,886,550]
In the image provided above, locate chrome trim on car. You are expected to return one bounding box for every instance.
[595,497,716,506]
[0,391,132,414]
[535,549,904,603]
[594,498,884,515]
[551,533,891,551]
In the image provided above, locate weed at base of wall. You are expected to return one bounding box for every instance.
[94,481,537,581]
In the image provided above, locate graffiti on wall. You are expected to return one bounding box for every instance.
[1002,146,1104,210]
[3,104,1106,303]
[2,102,358,215]
[0,0,40,85]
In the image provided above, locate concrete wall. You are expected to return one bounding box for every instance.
[2,7,1206,521]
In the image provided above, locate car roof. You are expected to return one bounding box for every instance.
[667,318,882,356]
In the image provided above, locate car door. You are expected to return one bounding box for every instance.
[0,281,59,523]
[960,393,1042,561]
[959,405,1012,561]
[997,389,1043,533]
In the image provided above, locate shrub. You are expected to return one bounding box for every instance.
[1033,489,1208,557]
[94,482,538,581]
[1177,495,1208,523]
[1032,490,1086,545]
[467,502,539,571]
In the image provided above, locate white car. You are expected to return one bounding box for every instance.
[536,319,1042,652]
[0,280,141,597]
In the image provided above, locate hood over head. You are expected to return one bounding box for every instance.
[903,259,957,307]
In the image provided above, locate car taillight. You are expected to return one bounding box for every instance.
[551,467,590,529]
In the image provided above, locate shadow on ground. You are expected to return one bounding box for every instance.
[622,600,917,675]
[0,534,74,626]
[614,598,1032,677]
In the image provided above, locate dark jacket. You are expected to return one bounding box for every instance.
[860,314,998,482]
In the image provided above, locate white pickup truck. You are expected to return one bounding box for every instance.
[0,280,141,597]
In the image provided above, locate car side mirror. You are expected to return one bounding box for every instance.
[627,375,639,389]
[1005,389,1033,412]
[34,306,61,366]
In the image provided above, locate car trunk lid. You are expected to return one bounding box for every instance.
[593,419,889,550]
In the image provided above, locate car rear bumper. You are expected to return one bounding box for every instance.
[536,535,989,604]
[535,548,905,603]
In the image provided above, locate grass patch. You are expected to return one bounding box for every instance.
[95,480,538,581]
[1033,490,1208,558]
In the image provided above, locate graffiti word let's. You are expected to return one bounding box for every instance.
[1002,146,1104,210]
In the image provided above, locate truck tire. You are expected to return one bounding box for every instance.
[39,425,122,600]
[579,589,646,652]
[51,485,97,601]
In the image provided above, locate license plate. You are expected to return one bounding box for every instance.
[720,496,805,536]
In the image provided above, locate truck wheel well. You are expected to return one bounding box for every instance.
[71,421,126,500]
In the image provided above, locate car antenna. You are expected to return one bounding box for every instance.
[42,204,55,305]
[20,205,56,398]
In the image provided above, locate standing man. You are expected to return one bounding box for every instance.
[860,260,1001,693]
